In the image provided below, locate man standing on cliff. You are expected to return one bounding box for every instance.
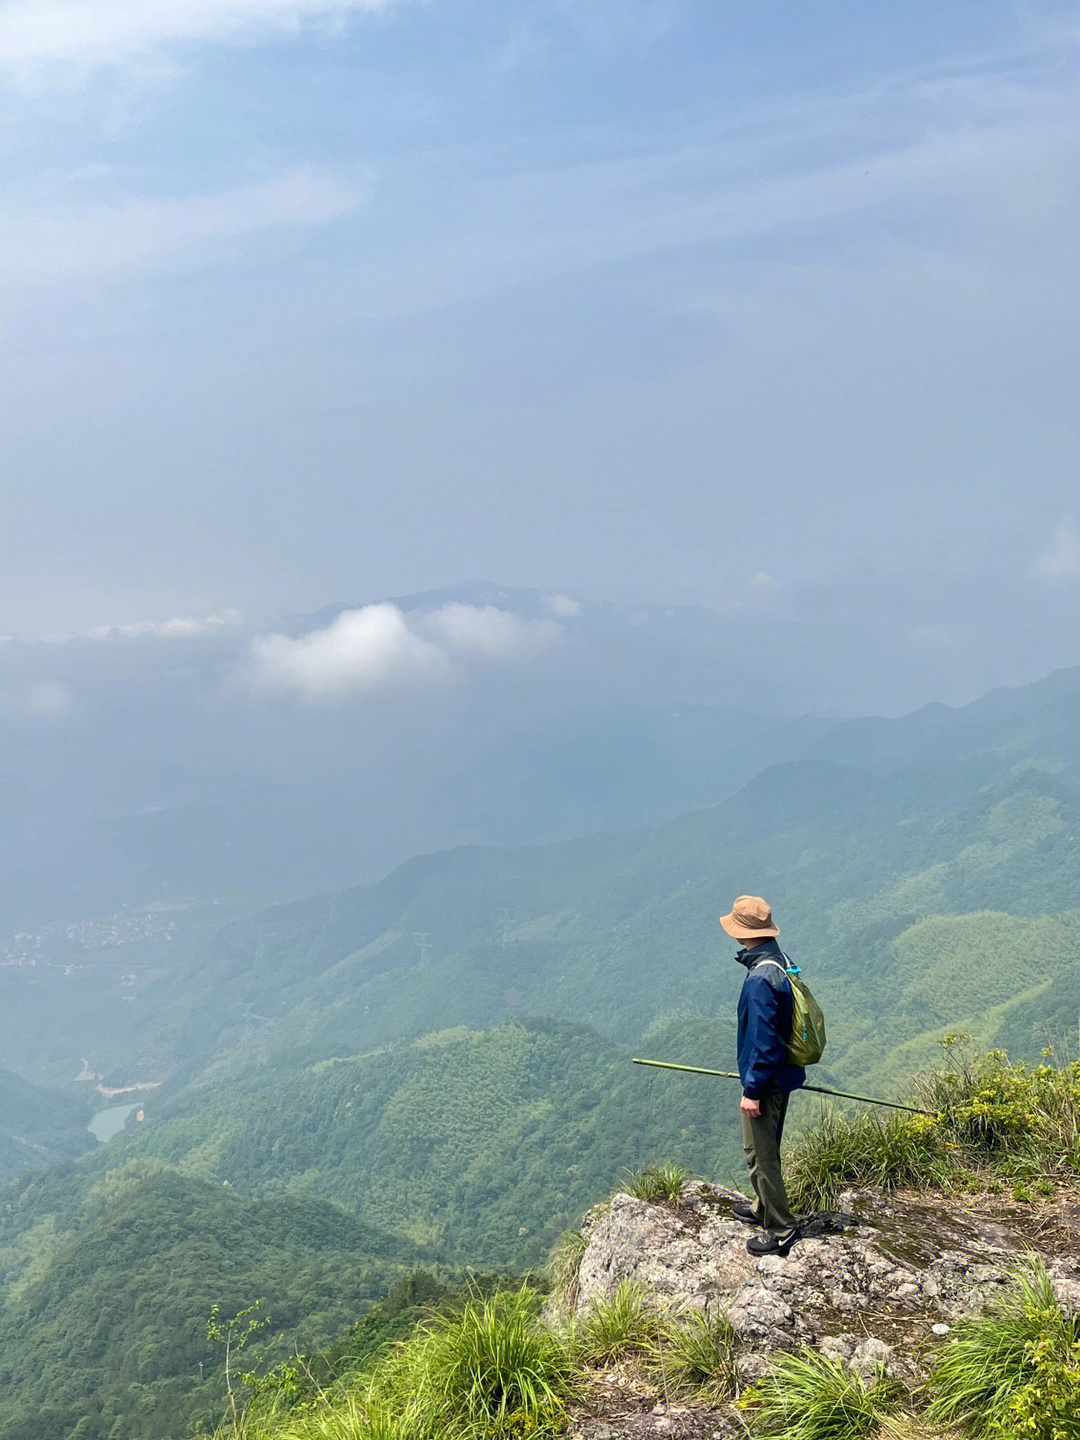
[720,895,804,1256]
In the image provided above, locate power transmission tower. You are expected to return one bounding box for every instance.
[415,933,432,967]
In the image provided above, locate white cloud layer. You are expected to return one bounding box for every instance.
[1032,520,1080,584]
[245,602,563,699]
[0,0,395,69]
[416,603,563,659]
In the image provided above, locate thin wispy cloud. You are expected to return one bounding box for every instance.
[2,166,367,287]
[543,593,582,619]
[84,608,245,641]
[315,32,1080,323]
[25,609,245,645]
[0,678,73,718]
[0,0,397,72]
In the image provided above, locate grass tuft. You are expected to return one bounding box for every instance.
[739,1350,894,1440]
[927,1256,1080,1439]
[623,1162,690,1204]
[370,1284,578,1438]
[575,1280,666,1365]
[277,1391,425,1439]
[659,1309,739,1400]
[545,1227,588,1309]
[787,1109,952,1211]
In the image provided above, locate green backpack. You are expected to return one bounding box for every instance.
[757,955,827,1067]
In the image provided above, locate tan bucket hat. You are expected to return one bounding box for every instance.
[719,895,779,941]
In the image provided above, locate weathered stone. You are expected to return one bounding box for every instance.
[570,1179,1079,1359]
[1049,1260,1080,1313]
[817,1334,852,1363]
[850,1336,893,1376]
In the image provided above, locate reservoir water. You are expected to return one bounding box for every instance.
[89,1103,138,1143]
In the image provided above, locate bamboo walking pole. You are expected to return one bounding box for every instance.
[631,1057,936,1116]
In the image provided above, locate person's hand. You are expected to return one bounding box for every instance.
[740,1096,761,1118]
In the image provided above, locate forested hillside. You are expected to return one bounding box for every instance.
[0,1069,94,1184]
[110,1018,740,1266]
[0,1162,417,1440]
[0,667,1078,1438]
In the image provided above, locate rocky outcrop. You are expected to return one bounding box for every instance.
[569,1180,1080,1390]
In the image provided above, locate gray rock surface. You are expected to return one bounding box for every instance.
[572,1180,1080,1359]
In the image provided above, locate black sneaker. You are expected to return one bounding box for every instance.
[732,1204,764,1226]
[747,1228,800,1257]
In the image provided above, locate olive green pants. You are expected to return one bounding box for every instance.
[740,1090,797,1238]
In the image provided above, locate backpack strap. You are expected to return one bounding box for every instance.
[778,949,801,976]
[752,954,803,982]
[751,957,789,981]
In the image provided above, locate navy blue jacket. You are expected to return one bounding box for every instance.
[736,938,806,1100]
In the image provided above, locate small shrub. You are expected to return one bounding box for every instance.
[787,1110,952,1210]
[928,1257,1080,1439]
[659,1309,739,1400]
[917,1046,1080,1173]
[624,1162,690,1204]
[739,1350,893,1440]
[576,1281,666,1365]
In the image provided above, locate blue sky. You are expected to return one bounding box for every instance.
[2,0,1079,693]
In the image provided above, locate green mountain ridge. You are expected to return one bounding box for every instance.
[0,1069,95,1186]
[1,664,1078,1439]
[0,1163,418,1440]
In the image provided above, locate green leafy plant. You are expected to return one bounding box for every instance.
[917,1043,1080,1174]
[208,1301,272,1428]
[576,1280,666,1365]
[739,1350,894,1440]
[928,1257,1080,1439]
[623,1162,690,1204]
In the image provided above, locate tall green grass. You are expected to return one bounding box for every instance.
[787,1109,952,1210]
[369,1286,578,1438]
[660,1310,738,1401]
[787,1048,1080,1207]
[545,1226,588,1310]
[928,1257,1080,1439]
[575,1280,663,1365]
[739,1350,895,1440]
[278,1392,424,1439]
